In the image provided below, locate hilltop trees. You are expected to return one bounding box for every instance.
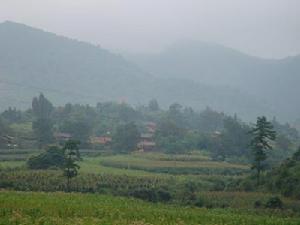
[250,116,276,185]
[32,94,54,148]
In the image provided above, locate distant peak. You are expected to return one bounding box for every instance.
[1,20,24,26]
[171,40,218,48]
[0,20,38,31]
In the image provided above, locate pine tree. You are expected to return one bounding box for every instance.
[250,116,276,185]
[63,140,81,192]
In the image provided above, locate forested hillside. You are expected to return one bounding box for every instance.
[0,21,269,120]
[127,41,300,121]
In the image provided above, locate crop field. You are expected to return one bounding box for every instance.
[0,191,299,225]
[101,154,248,169]
[99,153,250,176]
[0,150,250,177]
[0,151,243,192]
[1,151,299,225]
[0,151,254,198]
[134,152,211,161]
[195,191,300,211]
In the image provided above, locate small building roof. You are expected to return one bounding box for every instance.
[54,132,72,138]
[141,133,153,139]
[90,136,112,144]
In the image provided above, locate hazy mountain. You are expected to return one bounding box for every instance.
[126,41,300,121]
[0,21,151,107]
[0,21,277,120]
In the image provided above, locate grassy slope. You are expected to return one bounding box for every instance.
[0,191,299,225]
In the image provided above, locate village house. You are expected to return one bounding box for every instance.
[54,132,72,142]
[137,122,157,152]
[90,136,112,145]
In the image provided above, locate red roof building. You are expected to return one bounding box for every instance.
[90,136,112,145]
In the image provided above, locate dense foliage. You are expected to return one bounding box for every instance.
[1,94,298,163]
[266,147,300,199]
[27,145,64,169]
[32,94,54,148]
[112,122,140,153]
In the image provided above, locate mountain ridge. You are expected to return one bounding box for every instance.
[125,40,300,121]
[0,21,295,121]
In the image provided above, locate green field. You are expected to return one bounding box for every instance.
[0,150,250,178]
[98,153,250,176]
[0,191,299,225]
[0,151,285,198]
[0,151,299,224]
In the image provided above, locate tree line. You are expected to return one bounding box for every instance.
[0,93,298,165]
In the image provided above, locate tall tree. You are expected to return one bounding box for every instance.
[0,118,10,148]
[155,118,187,153]
[221,116,251,157]
[112,122,140,153]
[148,99,160,111]
[250,116,276,185]
[63,140,81,192]
[198,107,225,133]
[32,93,54,148]
[168,103,184,128]
[60,116,92,144]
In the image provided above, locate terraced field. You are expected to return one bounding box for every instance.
[0,150,250,176]
[0,151,251,194]
[0,148,105,162]
[0,151,299,224]
[0,149,40,161]
[99,153,250,176]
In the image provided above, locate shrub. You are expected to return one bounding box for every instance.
[254,200,262,208]
[129,188,172,203]
[194,198,204,207]
[265,196,283,209]
[130,188,158,202]
[27,146,65,169]
[157,190,172,202]
[211,180,226,191]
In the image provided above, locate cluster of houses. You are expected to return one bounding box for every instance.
[54,122,157,152]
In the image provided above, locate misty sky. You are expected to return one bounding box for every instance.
[1,0,299,58]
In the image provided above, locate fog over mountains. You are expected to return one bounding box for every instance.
[0,21,299,122]
[126,41,300,120]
